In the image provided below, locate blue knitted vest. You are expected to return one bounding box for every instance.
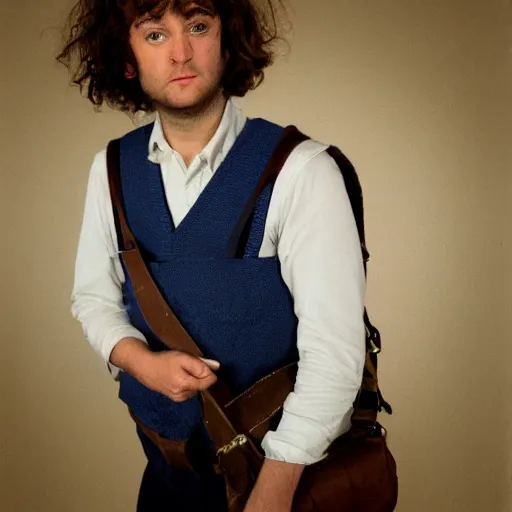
[118,118,299,442]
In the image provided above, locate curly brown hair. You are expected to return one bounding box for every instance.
[56,0,289,113]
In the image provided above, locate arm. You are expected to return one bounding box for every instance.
[71,150,149,379]
[72,151,218,396]
[244,459,304,512]
[248,147,366,509]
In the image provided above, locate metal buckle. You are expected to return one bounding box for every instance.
[361,243,370,263]
[369,337,381,354]
[216,434,248,456]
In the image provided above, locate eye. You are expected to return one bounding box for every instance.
[146,32,165,43]
[190,23,208,34]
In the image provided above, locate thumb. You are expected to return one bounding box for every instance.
[181,355,213,379]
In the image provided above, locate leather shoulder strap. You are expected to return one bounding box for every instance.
[226,125,309,258]
[106,138,135,253]
[325,145,370,265]
[106,138,202,358]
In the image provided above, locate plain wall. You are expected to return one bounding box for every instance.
[1,0,511,510]
[505,87,512,510]
[506,169,512,510]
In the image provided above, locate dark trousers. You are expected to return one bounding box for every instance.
[136,428,228,512]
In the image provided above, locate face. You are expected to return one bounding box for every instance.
[128,3,225,112]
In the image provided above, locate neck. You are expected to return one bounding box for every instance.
[156,90,228,167]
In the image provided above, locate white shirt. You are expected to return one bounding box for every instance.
[71,98,366,465]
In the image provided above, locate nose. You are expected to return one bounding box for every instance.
[170,32,193,64]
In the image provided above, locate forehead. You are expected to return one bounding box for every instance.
[122,0,217,24]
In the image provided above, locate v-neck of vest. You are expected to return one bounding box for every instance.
[162,117,256,236]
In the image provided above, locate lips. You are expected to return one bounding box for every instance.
[172,75,197,82]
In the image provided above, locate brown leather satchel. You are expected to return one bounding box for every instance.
[106,125,398,511]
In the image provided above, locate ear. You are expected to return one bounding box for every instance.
[125,63,137,79]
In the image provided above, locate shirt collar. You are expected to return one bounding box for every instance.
[147,98,246,171]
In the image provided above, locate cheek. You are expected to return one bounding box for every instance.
[129,35,164,73]
[201,43,224,75]
[137,50,168,80]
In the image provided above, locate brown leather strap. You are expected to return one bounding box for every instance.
[223,363,297,440]
[106,139,202,359]
[226,125,309,258]
[107,139,240,440]
[326,145,369,265]
[128,408,194,472]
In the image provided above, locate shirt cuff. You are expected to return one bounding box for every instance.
[261,432,326,465]
[100,327,148,381]
[260,407,352,465]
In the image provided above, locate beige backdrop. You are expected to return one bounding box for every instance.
[1,0,511,510]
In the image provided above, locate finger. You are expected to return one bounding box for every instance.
[180,354,213,379]
[178,371,217,391]
[178,373,217,393]
[172,391,196,403]
[199,357,220,371]
[195,373,217,390]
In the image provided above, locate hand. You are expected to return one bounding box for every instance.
[139,350,220,402]
[110,338,220,402]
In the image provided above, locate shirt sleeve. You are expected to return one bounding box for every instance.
[261,148,366,465]
[71,150,147,380]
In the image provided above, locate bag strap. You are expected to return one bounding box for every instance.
[107,139,202,359]
[225,126,309,258]
[324,144,392,418]
[227,130,389,419]
[226,130,390,422]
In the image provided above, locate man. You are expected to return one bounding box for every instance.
[59,0,366,510]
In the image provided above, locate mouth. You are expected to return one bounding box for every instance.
[171,75,197,83]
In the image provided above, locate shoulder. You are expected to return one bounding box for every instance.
[88,120,156,180]
[251,118,349,188]
[87,148,108,188]
[267,132,357,238]
[276,135,348,196]
[118,123,154,155]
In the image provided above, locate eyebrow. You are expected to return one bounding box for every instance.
[183,7,214,19]
[135,17,160,28]
[134,7,214,28]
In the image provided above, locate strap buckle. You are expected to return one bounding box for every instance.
[369,337,381,354]
[216,434,248,456]
[361,243,370,263]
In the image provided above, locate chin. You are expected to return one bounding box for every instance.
[162,88,221,112]
[165,98,198,109]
